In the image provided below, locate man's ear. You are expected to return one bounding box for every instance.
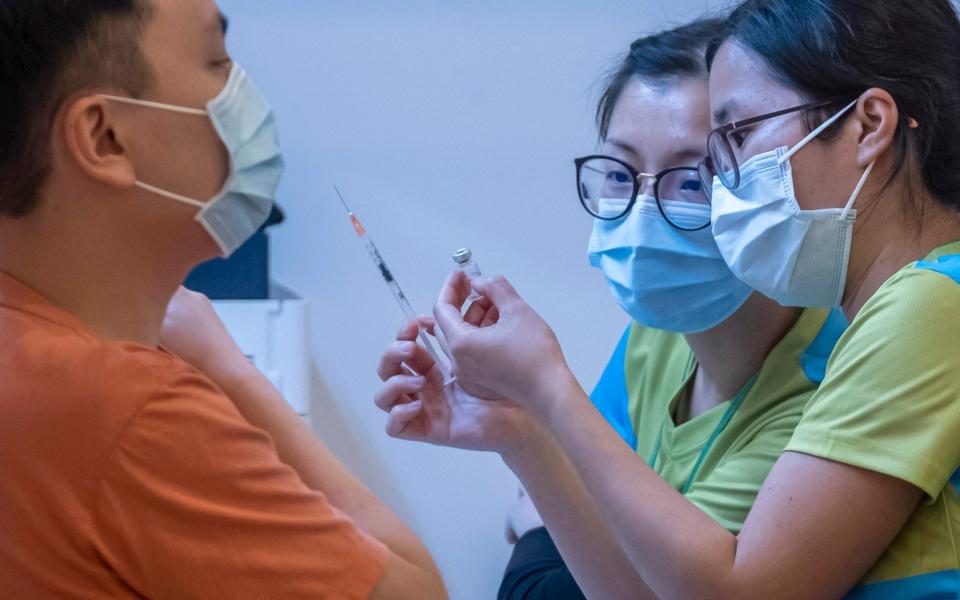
[61,96,137,188]
[852,88,900,169]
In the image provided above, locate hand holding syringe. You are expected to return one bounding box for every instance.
[334,187,453,382]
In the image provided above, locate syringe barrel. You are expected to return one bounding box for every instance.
[384,271,451,380]
[388,281,419,322]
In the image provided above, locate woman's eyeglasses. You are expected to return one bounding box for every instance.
[575,155,710,231]
[578,100,850,228]
[698,99,843,197]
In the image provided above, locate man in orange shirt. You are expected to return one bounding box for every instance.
[0,1,446,598]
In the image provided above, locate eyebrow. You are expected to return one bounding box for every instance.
[665,148,706,166]
[606,138,642,160]
[608,137,703,168]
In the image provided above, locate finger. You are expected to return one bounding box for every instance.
[406,327,447,384]
[463,296,494,326]
[417,318,440,340]
[435,272,479,353]
[383,338,442,383]
[438,269,473,309]
[391,319,444,382]
[433,300,472,358]
[377,340,420,381]
[409,342,445,384]
[480,304,500,328]
[395,319,420,342]
[374,375,426,412]
[396,318,439,342]
[473,276,524,313]
[386,400,424,438]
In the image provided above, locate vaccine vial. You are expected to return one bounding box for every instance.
[453,248,483,303]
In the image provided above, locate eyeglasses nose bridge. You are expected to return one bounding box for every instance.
[636,172,657,196]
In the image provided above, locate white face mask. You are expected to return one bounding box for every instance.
[101,64,284,257]
[710,99,875,308]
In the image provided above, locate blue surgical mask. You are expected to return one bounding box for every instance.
[588,195,753,334]
[710,100,875,308]
[101,64,284,257]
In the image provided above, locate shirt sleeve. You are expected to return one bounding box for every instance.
[91,369,390,600]
[683,411,801,534]
[498,528,587,600]
[589,326,637,449]
[786,267,960,499]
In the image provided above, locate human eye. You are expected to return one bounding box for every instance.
[606,169,633,185]
[680,177,703,192]
[210,57,233,71]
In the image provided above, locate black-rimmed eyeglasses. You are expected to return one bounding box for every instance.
[575,155,710,231]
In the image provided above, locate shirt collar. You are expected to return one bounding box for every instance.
[0,271,97,337]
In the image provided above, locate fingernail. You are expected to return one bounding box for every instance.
[399,342,415,353]
[411,376,426,386]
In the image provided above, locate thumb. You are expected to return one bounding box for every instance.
[434,270,475,348]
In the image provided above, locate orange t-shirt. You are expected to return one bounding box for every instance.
[0,273,389,599]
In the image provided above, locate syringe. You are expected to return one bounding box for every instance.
[334,187,451,381]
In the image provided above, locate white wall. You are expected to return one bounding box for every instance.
[217,2,716,598]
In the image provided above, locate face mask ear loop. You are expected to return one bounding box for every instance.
[98,94,209,116]
[778,99,860,166]
[134,181,207,209]
[841,160,876,220]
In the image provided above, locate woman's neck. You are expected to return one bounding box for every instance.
[680,294,801,421]
[843,184,960,320]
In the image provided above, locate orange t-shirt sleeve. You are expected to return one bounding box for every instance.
[90,370,389,600]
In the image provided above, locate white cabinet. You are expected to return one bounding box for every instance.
[212,284,311,417]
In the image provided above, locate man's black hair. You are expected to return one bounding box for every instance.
[0,0,153,217]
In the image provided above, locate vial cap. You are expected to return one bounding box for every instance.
[453,248,473,265]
